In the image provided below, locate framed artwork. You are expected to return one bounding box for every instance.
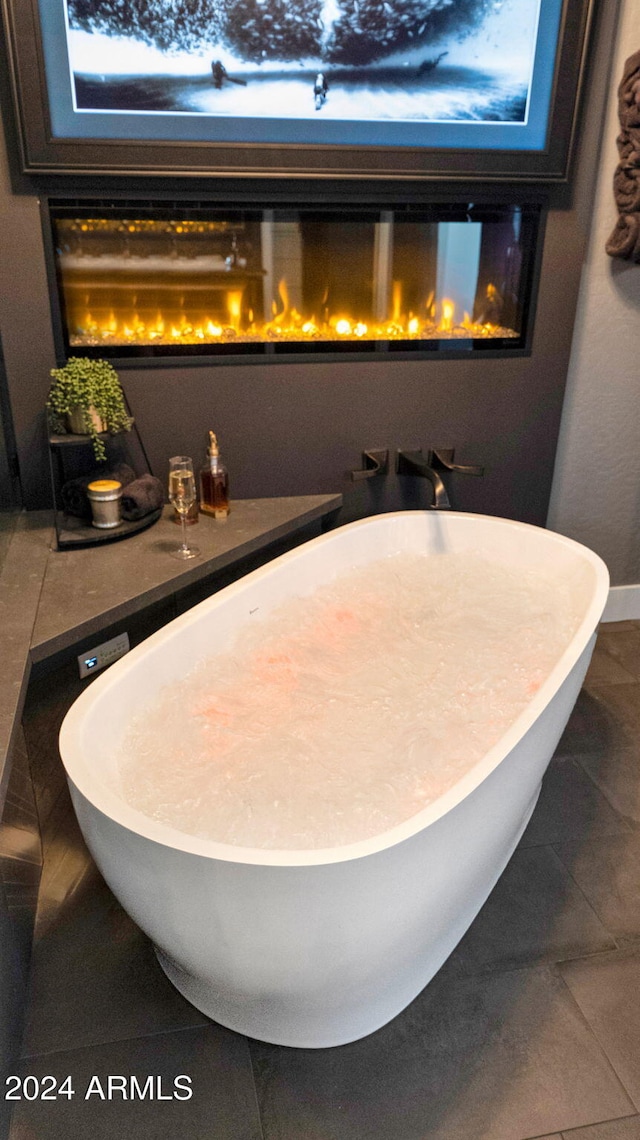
[1,0,595,179]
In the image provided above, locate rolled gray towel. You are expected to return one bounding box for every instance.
[61,463,136,519]
[120,474,165,521]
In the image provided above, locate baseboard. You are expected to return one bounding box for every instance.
[602,584,640,623]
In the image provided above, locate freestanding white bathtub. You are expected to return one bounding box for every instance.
[59,512,609,1048]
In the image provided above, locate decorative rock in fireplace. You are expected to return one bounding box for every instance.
[46,199,540,361]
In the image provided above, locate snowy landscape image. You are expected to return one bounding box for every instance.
[65,0,541,124]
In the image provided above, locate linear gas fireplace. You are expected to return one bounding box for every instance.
[46,200,541,362]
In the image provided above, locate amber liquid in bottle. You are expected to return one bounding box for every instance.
[200,465,229,518]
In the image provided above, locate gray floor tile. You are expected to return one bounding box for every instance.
[577,750,640,826]
[585,643,638,686]
[560,952,640,1110]
[249,967,633,1140]
[520,757,631,847]
[594,630,640,682]
[556,686,640,759]
[561,1117,640,1138]
[0,822,42,865]
[447,845,615,977]
[22,862,209,1057]
[9,1024,262,1140]
[0,854,41,983]
[581,684,640,735]
[554,831,640,943]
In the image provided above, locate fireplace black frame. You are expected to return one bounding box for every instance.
[41,194,545,366]
[3,0,596,183]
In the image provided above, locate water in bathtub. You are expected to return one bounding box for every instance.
[115,551,583,849]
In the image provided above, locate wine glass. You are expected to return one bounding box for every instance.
[168,456,200,560]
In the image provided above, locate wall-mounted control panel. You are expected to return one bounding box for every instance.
[77,632,130,679]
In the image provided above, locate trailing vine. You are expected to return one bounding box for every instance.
[47,357,133,462]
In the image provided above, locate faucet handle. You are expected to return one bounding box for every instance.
[428,448,484,477]
[351,449,389,481]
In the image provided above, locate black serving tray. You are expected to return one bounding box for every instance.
[53,507,162,551]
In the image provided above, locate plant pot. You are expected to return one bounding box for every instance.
[67,406,107,435]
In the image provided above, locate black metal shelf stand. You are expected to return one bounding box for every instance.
[47,419,160,551]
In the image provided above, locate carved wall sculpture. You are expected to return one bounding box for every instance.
[606,48,640,262]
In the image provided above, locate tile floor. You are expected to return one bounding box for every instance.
[9,620,640,1140]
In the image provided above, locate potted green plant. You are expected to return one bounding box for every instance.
[47,357,133,462]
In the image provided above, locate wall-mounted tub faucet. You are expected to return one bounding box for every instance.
[396,448,484,509]
[396,449,451,508]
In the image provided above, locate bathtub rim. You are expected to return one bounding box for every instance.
[59,510,609,869]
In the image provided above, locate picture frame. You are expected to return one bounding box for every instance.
[1,0,595,181]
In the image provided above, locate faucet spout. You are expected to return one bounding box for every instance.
[396,450,451,509]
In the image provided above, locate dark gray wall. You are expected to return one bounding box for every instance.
[0,1,620,529]
[0,335,19,510]
[121,330,570,526]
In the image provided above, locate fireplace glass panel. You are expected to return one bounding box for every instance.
[48,203,539,359]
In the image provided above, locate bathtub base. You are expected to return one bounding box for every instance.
[153,784,543,1049]
[154,944,427,1048]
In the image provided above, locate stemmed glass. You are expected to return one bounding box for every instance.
[168,456,200,560]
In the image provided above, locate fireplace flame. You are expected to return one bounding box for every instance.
[227,290,243,330]
[269,278,290,328]
[392,281,402,324]
[439,299,455,332]
[67,276,514,348]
